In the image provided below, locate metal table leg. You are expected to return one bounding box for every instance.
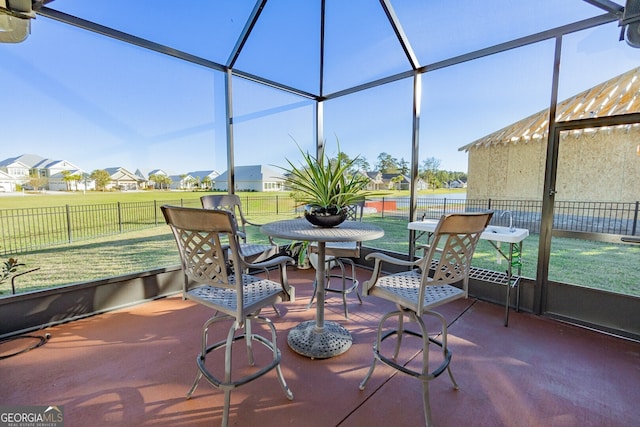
[287,242,352,358]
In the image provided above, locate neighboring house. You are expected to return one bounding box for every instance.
[460,66,640,203]
[48,169,95,191]
[382,173,427,191]
[135,168,168,189]
[0,158,31,192]
[365,171,427,191]
[447,180,467,189]
[168,174,196,190]
[415,177,428,191]
[187,170,220,190]
[104,167,144,190]
[365,171,385,190]
[0,170,17,192]
[39,159,89,191]
[0,154,44,191]
[215,165,285,192]
[0,154,93,191]
[0,157,31,180]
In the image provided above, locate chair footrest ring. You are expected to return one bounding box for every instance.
[375,329,452,380]
[198,333,282,389]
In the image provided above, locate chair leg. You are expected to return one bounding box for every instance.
[245,318,254,366]
[306,277,319,310]
[186,371,203,399]
[359,309,401,390]
[393,311,405,360]
[186,313,292,426]
[312,257,362,319]
[262,315,294,400]
[336,260,350,318]
[187,315,220,399]
[221,320,239,427]
[360,309,456,426]
[425,309,458,390]
[350,259,363,304]
[421,379,433,427]
[271,304,281,316]
[418,315,434,427]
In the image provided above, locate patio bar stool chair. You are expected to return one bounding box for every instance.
[359,211,493,427]
[161,205,295,427]
[201,194,279,264]
[202,194,282,315]
[308,200,366,318]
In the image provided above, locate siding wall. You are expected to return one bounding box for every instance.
[466,127,640,202]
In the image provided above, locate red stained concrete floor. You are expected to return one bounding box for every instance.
[1,267,639,427]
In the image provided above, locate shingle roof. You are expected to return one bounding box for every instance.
[460,67,640,152]
[0,153,46,167]
[215,165,285,181]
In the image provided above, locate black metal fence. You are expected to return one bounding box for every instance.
[1,196,638,256]
[371,197,639,236]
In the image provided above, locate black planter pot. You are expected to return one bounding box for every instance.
[304,205,347,227]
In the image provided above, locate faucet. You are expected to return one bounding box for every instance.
[501,210,515,232]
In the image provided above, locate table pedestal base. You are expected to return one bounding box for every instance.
[287,320,352,359]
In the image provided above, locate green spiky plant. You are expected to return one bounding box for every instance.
[278,140,371,210]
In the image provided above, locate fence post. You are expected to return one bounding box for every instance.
[633,201,639,236]
[66,204,72,244]
[117,202,123,233]
[443,198,447,216]
[381,197,385,219]
[276,195,279,215]
[488,198,492,210]
[154,200,158,226]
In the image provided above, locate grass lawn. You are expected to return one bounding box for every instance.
[0,189,211,209]
[1,190,638,298]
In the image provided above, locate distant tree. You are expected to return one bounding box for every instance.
[390,175,404,190]
[420,157,441,190]
[376,152,398,174]
[61,170,82,191]
[80,172,91,191]
[185,177,196,190]
[61,170,74,191]
[202,176,212,190]
[149,173,171,190]
[352,156,370,172]
[159,175,172,189]
[90,169,111,191]
[329,151,368,176]
[70,173,82,191]
[28,172,48,192]
[398,157,410,175]
[420,157,441,173]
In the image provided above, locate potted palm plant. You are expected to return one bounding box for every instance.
[277,140,371,227]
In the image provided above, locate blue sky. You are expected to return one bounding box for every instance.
[1,1,638,176]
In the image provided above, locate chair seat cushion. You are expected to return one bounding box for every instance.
[370,270,464,312]
[187,274,284,313]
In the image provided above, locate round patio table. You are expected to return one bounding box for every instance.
[261,218,384,358]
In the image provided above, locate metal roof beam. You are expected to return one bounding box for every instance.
[420,13,617,74]
[38,7,227,72]
[227,0,268,69]
[380,0,420,70]
[582,0,624,16]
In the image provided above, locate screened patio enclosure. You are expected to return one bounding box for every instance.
[1,1,639,340]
